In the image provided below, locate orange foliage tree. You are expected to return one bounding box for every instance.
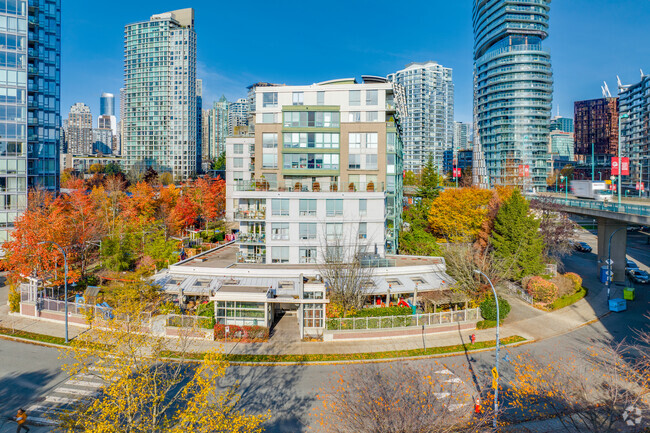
[428,187,494,242]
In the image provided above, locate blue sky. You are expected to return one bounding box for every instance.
[62,0,650,123]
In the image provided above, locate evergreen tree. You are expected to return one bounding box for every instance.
[490,189,546,279]
[416,154,442,200]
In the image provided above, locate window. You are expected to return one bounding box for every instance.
[283,111,340,128]
[262,154,277,169]
[283,153,339,170]
[299,223,317,240]
[215,301,265,326]
[317,91,325,105]
[387,132,397,152]
[262,92,277,107]
[283,132,339,149]
[262,133,278,148]
[359,199,367,216]
[366,133,378,148]
[233,143,243,154]
[348,111,361,122]
[326,246,344,261]
[366,111,378,122]
[326,199,343,217]
[299,199,317,216]
[326,223,343,240]
[387,154,395,174]
[349,133,362,148]
[261,113,276,123]
[349,90,361,106]
[292,92,304,105]
[271,199,289,216]
[271,223,290,240]
[358,222,367,239]
[233,158,243,169]
[366,90,378,106]
[348,154,361,170]
[365,154,378,170]
[271,247,289,263]
[303,303,324,327]
[300,248,318,264]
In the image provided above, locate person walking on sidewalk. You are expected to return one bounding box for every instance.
[15,408,29,433]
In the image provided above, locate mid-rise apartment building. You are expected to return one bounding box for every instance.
[388,62,454,173]
[619,73,650,191]
[574,98,619,171]
[0,0,61,244]
[453,122,472,151]
[226,77,405,264]
[473,0,553,189]
[123,8,197,180]
[228,98,248,136]
[550,116,574,133]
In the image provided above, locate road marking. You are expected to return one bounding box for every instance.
[45,395,77,404]
[433,369,453,375]
[444,377,463,383]
[433,392,451,399]
[65,379,103,388]
[55,387,97,396]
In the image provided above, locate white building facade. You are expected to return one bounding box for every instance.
[388,62,454,173]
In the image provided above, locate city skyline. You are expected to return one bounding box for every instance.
[61,0,650,125]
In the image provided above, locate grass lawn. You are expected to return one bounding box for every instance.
[0,326,69,346]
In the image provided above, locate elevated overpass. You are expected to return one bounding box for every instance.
[531,195,650,282]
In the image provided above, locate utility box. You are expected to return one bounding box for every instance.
[623,287,635,301]
[600,266,611,284]
[609,298,627,312]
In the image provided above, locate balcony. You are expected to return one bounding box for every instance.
[237,233,266,245]
[234,209,266,220]
[234,180,387,193]
[236,252,266,264]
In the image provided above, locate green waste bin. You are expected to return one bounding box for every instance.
[624,287,635,301]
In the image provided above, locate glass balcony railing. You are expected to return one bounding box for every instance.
[237,233,266,244]
[236,252,266,264]
[233,180,387,193]
[234,209,266,220]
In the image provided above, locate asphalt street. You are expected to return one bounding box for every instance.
[0,229,648,432]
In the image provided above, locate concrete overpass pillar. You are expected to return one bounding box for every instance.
[597,218,628,283]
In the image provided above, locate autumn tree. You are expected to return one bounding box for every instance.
[530,197,577,262]
[316,364,489,433]
[63,187,104,277]
[142,166,159,185]
[428,187,493,242]
[490,189,546,279]
[58,282,270,432]
[403,170,418,186]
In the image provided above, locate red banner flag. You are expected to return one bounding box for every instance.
[611,158,620,176]
[621,157,630,175]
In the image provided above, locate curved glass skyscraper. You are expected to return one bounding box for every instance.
[473,0,553,189]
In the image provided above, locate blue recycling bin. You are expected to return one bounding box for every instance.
[600,266,611,284]
[609,298,627,312]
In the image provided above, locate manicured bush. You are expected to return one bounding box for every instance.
[476,320,497,329]
[564,272,583,293]
[551,275,575,298]
[8,285,20,313]
[350,306,412,318]
[214,324,269,341]
[480,297,511,321]
[526,276,559,303]
[547,288,587,311]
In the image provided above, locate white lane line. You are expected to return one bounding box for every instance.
[433,369,453,375]
[434,392,451,399]
[54,387,97,397]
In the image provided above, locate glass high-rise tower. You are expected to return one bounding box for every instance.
[473,0,553,189]
[0,0,61,244]
[123,8,197,180]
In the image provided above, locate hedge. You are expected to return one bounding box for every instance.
[527,276,559,303]
[349,306,412,318]
[564,272,583,293]
[480,297,511,321]
[214,324,269,342]
[547,288,587,311]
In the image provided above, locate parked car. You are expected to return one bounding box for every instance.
[626,259,640,272]
[628,269,649,284]
[574,242,592,253]
[627,225,642,232]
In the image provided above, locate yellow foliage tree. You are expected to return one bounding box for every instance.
[428,187,494,242]
[58,284,270,432]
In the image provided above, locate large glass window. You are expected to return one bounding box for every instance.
[261,113,276,123]
[299,223,317,240]
[299,199,317,216]
[316,91,325,105]
[348,154,361,170]
[283,111,340,128]
[283,153,339,170]
[299,248,318,264]
[283,132,339,149]
[349,133,362,148]
[326,199,343,217]
[263,133,278,148]
[233,143,243,154]
[348,111,361,122]
[366,111,379,122]
[303,303,324,328]
[359,199,367,216]
[262,153,277,169]
[292,92,304,105]
[366,133,378,148]
[365,154,378,170]
[326,223,343,240]
[358,222,367,240]
[271,199,289,216]
[366,90,378,106]
[271,223,290,240]
[271,246,289,263]
[233,158,243,169]
[216,301,265,326]
[262,92,278,108]
[349,90,361,106]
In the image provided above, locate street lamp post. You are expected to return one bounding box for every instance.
[39,241,68,343]
[560,175,568,203]
[606,227,626,305]
[474,270,499,430]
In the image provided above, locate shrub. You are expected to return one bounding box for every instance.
[564,272,583,292]
[196,301,215,328]
[547,288,587,311]
[526,276,559,303]
[480,297,511,321]
[477,320,497,329]
[214,324,269,341]
[8,285,20,313]
[159,301,181,315]
[350,306,412,318]
[551,275,575,298]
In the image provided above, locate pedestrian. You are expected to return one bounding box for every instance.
[15,408,29,433]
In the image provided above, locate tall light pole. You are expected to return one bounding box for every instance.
[39,241,68,343]
[560,175,568,204]
[617,113,629,207]
[474,270,499,430]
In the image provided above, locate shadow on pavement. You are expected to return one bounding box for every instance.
[0,370,58,417]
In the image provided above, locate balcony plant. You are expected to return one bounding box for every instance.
[348,182,356,192]
[330,182,338,192]
[294,182,302,191]
[312,182,320,192]
[367,181,375,192]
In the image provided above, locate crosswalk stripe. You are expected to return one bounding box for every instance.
[433,369,453,375]
[64,379,103,388]
[45,395,77,405]
[434,392,451,399]
[29,416,60,426]
[54,387,97,397]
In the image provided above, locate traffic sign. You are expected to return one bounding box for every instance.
[492,379,498,390]
[491,367,499,380]
[605,259,614,265]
